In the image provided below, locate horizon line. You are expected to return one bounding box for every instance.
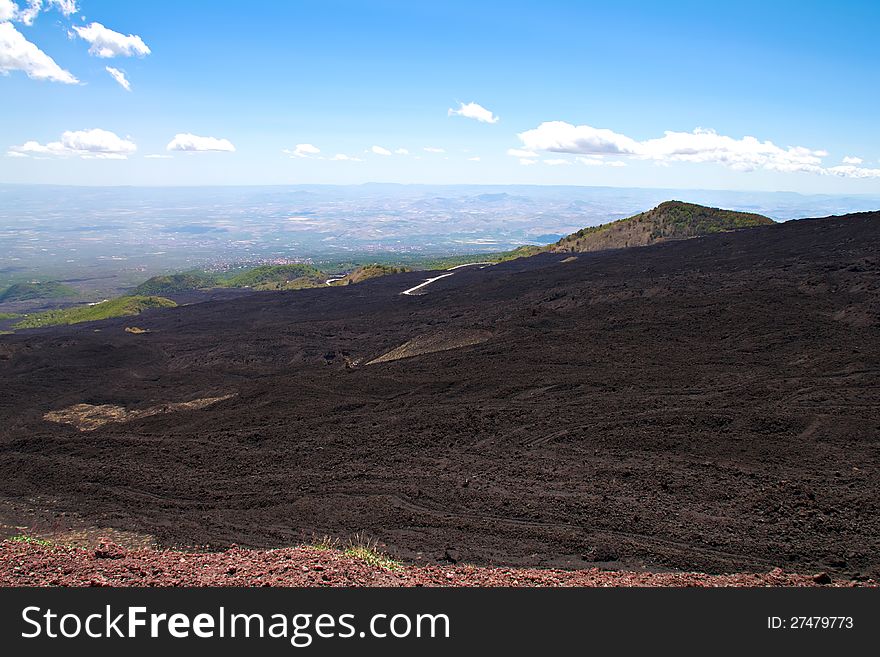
[2,181,880,198]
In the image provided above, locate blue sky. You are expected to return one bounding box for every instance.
[1,0,879,191]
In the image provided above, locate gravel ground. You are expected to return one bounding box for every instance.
[2,211,878,578]
[0,541,869,587]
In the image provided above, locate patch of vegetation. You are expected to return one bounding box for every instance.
[8,534,52,546]
[133,272,218,295]
[248,277,326,291]
[0,312,21,320]
[0,281,78,302]
[342,533,402,570]
[13,296,177,329]
[411,244,545,270]
[220,264,325,289]
[331,264,411,285]
[309,535,340,551]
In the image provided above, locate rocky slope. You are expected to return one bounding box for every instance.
[550,200,774,253]
[0,210,877,579]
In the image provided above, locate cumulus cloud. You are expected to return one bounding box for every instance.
[423,146,445,153]
[543,158,571,166]
[0,21,78,83]
[283,143,320,158]
[517,120,880,179]
[105,65,130,91]
[448,101,499,124]
[9,128,136,159]
[519,121,640,156]
[166,133,235,153]
[467,156,481,162]
[330,153,362,161]
[371,145,392,156]
[0,0,17,22]
[73,22,150,58]
[842,155,863,165]
[825,165,880,179]
[394,148,409,155]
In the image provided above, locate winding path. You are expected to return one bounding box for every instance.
[401,273,456,296]
[401,262,494,296]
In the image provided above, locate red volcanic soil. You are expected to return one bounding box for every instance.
[0,541,864,587]
[0,211,878,582]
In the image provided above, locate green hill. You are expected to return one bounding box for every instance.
[330,264,411,285]
[13,296,177,329]
[0,281,78,302]
[221,264,325,290]
[133,272,218,295]
[550,201,774,253]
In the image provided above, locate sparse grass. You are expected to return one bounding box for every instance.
[124,326,150,334]
[0,312,21,320]
[8,534,52,546]
[342,532,402,570]
[309,535,340,551]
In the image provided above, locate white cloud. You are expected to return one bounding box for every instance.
[467,156,481,162]
[281,145,363,161]
[15,1,78,24]
[423,146,445,153]
[0,0,17,22]
[519,121,641,156]
[507,148,537,159]
[145,154,172,159]
[825,165,880,179]
[9,128,136,159]
[6,150,28,158]
[105,65,130,91]
[0,21,78,83]
[543,158,571,166]
[519,158,537,166]
[394,148,409,155]
[842,155,863,165]
[166,133,235,153]
[49,0,77,14]
[17,0,40,24]
[517,120,880,179]
[607,160,627,167]
[371,145,392,156]
[448,101,499,124]
[283,143,320,158]
[72,22,150,58]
